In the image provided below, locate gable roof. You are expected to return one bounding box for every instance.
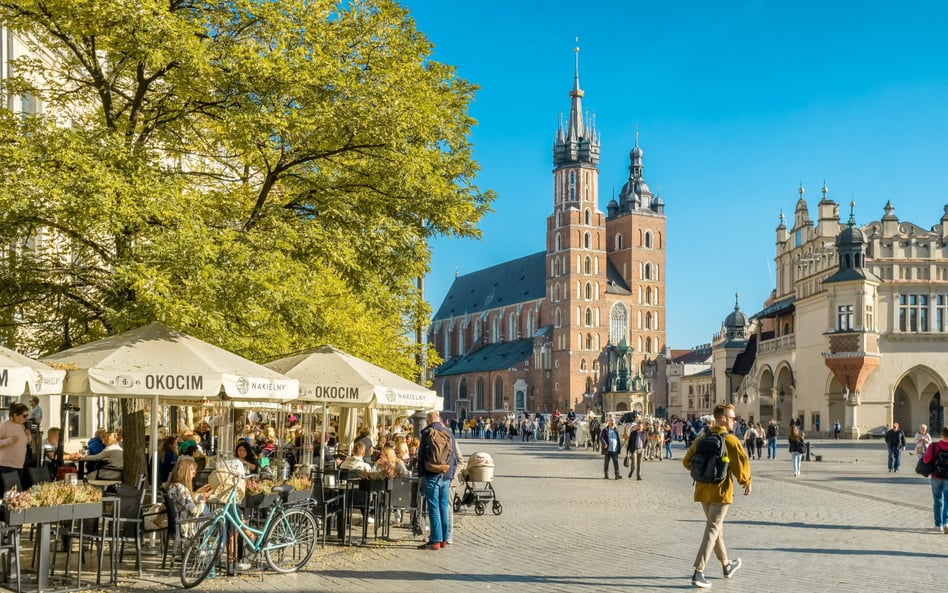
[604,258,632,294]
[434,339,535,377]
[433,252,547,321]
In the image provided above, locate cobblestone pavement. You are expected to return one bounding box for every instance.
[106,437,944,592]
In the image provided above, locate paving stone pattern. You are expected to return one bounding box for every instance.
[117,438,945,592]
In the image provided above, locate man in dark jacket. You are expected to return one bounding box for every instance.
[884,422,906,472]
[600,417,622,480]
[417,411,459,550]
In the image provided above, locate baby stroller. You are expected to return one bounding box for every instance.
[453,451,502,516]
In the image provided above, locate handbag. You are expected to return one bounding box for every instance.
[915,456,934,477]
[623,454,630,468]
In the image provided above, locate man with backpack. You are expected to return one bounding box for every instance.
[682,403,752,588]
[921,425,948,533]
[417,410,459,550]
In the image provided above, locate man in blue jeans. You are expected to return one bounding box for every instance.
[417,411,459,550]
[884,422,905,472]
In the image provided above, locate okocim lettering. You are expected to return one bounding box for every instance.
[313,385,360,400]
[145,374,204,390]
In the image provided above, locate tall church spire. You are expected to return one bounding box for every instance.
[553,42,599,169]
[568,43,584,140]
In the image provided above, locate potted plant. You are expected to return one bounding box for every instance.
[284,475,312,503]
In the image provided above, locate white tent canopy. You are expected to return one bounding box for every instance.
[265,345,436,409]
[41,322,299,502]
[42,322,298,401]
[0,345,65,397]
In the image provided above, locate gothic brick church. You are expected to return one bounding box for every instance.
[428,54,667,419]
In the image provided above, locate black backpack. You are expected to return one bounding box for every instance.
[933,448,948,480]
[690,432,729,484]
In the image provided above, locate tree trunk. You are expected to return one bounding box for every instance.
[121,398,147,487]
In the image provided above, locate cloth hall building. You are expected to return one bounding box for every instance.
[428,61,667,419]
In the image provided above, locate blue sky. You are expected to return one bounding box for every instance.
[406,0,948,349]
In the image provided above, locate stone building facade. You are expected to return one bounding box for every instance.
[428,56,667,419]
[730,186,948,437]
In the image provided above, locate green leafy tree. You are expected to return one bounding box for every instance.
[0,0,491,484]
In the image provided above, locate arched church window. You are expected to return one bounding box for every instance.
[644,263,652,280]
[584,232,591,249]
[585,333,592,349]
[615,234,623,250]
[645,231,653,248]
[585,282,592,300]
[645,287,652,304]
[584,256,591,274]
[610,303,628,345]
[555,234,562,251]
[584,209,591,225]
[585,307,592,326]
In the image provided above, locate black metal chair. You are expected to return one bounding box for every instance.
[62,485,145,584]
[0,515,21,593]
[312,474,346,547]
[0,471,22,496]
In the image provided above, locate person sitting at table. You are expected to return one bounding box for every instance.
[394,435,410,464]
[234,441,258,475]
[70,431,123,482]
[195,420,212,454]
[373,443,410,478]
[339,442,372,473]
[86,428,106,456]
[43,427,61,464]
[166,457,212,536]
[177,428,200,456]
[159,436,178,485]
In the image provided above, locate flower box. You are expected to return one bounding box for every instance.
[2,502,102,526]
[242,492,280,509]
[286,489,310,504]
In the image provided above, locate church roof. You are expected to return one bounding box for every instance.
[752,296,795,319]
[604,259,632,294]
[433,252,547,321]
[730,334,758,376]
[434,338,535,377]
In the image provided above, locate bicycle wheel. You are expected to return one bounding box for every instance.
[180,521,224,588]
[264,508,318,573]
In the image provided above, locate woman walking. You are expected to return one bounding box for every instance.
[744,424,757,460]
[915,424,933,457]
[788,425,806,477]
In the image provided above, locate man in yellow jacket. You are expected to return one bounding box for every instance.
[682,403,752,588]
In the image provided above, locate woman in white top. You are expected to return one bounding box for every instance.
[915,424,933,456]
[71,432,124,481]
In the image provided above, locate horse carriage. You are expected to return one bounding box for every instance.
[453,451,503,516]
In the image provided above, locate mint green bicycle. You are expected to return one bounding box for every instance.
[180,471,317,588]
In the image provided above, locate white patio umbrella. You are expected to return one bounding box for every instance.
[42,322,299,499]
[0,345,65,397]
[266,345,439,469]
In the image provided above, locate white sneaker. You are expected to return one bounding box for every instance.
[235,560,252,571]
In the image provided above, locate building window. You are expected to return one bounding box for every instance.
[645,231,652,248]
[584,209,591,225]
[645,337,652,353]
[584,256,591,275]
[864,304,873,331]
[644,263,652,280]
[554,308,562,327]
[645,287,652,305]
[580,359,587,371]
[508,314,517,340]
[936,295,948,332]
[610,303,628,345]
[475,377,485,410]
[614,234,623,250]
[493,376,504,410]
[492,317,500,343]
[555,234,562,251]
[645,312,652,330]
[585,282,592,300]
[837,304,853,331]
[584,232,591,249]
[527,309,536,337]
[585,333,592,350]
[443,329,452,358]
[899,294,929,332]
[459,378,468,401]
[442,381,453,410]
[585,308,592,326]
